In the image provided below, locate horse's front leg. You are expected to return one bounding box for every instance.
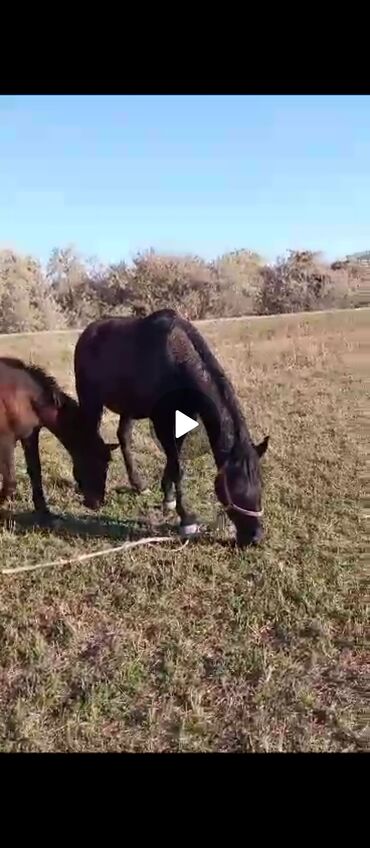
[173,454,199,536]
[73,391,104,495]
[0,438,17,506]
[160,433,188,511]
[116,415,149,494]
[161,460,176,511]
[21,428,50,516]
[153,419,198,534]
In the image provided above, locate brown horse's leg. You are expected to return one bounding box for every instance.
[21,428,50,514]
[0,437,16,505]
[116,415,148,493]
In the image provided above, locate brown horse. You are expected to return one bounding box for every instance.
[74,309,269,547]
[0,357,117,515]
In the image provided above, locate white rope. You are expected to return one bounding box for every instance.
[1,536,188,576]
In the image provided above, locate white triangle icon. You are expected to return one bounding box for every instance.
[175,410,199,439]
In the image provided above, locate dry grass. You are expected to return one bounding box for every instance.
[0,309,368,752]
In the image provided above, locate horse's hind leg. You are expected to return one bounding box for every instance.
[116,415,148,494]
[0,438,16,506]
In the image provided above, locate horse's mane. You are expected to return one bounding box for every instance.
[147,310,256,467]
[0,357,108,462]
[0,356,65,402]
[0,356,81,425]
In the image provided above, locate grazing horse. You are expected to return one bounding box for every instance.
[74,309,269,547]
[0,357,117,515]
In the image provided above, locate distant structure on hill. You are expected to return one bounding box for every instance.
[346,251,370,264]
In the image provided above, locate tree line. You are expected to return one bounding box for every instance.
[0,245,367,333]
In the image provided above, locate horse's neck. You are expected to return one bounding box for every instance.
[198,399,236,470]
[42,401,80,455]
[198,386,255,471]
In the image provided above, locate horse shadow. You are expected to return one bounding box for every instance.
[0,507,179,544]
[0,507,232,552]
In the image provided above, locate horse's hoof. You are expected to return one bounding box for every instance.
[116,484,150,496]
[163,499,177,512]
[130,479,149,494]
[179,522,199,538]
[115,485,130,495]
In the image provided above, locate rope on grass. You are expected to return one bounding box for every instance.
[1,536,188,576]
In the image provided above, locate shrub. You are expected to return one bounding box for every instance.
[0,249,65,332]
[257,250,338,315]
[122,250,221,320]
[0,242,366,336]
[212,249,264,316]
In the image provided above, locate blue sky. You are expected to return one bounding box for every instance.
[0,94,370,265]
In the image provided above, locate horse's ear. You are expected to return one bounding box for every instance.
[255,435,269,458]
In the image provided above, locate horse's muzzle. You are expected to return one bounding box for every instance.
[236,525,264,548]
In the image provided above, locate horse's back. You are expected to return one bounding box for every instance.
[75,312,177,371]
[77,315,140,341]
[76,311,175,348]
[74,312,186,417]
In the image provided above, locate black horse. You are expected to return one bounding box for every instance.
[0,357,117,516]
[74,309,269,547]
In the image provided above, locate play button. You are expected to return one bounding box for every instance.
[175,410,199,439]
[149,387,220,461]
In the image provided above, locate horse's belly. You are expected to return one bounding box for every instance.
[0,394,38,440]
[104,390,152,419]
[92,344,174,418]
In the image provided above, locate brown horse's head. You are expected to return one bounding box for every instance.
[72,437,119,510]
[215,436,269,547]
[44,391,120,511]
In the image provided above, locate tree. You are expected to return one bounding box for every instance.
[46,245,88,314]
[124,250,221,320]
[0,249,65,332]
[212,249,264,315]
[257,250,335,315]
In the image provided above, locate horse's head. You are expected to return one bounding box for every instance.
[72,437,119,510]
[214,436,269,547]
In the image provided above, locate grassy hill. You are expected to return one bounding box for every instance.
[0,309,367,751]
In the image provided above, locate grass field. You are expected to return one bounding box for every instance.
[0,309,367,752]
